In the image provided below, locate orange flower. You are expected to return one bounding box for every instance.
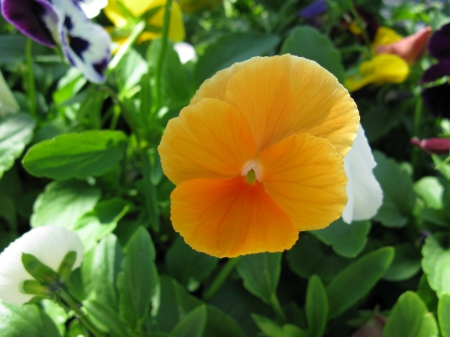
[158,55,359,258]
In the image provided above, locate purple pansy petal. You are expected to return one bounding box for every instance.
[411,137,450,155]
[298,0,327,19]
[428,22,450,61]
[1,0,60,47]
[421,60,450,83]
[56,0,111,83]
[422,83,450,118]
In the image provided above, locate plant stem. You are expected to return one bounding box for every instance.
[412,92,423,175]
[25,38,37,117]
[203,258,239,301]
[269,293,287,325]
[57,288,106,337]
[154,0,173,112]
[350,5,372,58]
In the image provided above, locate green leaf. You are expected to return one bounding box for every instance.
[72,198,131,251]
[252,314,285,337]
[83,299,132,337]
[31,180,101,228]
[0,302,61,337]
[157,276,245,337]
[116,48,148,96]
[23,130,128,180]
[311,219,371,258]
[383,291,438,337]
[383,244,421,282]
[0,113,36,178]
[361,102,405,142]
[326,247,394,318]
[414,177,444,209]
[305,275,328,337]
[147,39,191,106]
[280,26,345,83]
[194,32,280,86]
[373,151,416,227]
[417,274,439,313]
[286,233,352,282]
[438,293,450,337]
[422,234,450,297]
[236,252,281,304]
[117,227,158,332]
[85,234,123,309]
[166,235,218,291]
[172,305,207,337]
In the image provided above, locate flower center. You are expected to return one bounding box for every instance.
[242,160,262,185]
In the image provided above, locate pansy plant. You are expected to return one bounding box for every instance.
[1,0,111,83]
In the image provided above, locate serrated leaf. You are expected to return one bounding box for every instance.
[236,253,281,304]
[117,227,158,332]
[23,130,128,180]
[0,113,35,178]
[280,26,345,83]
[422,234,450,297]
[166,235,218,291]
[373,151,416,227]
[31,180,101,228]
[438,293,450,337]
[326,247,394,318]
[171,305,207,337]
[306,275,328,337]
[0,303,60,337]
[312,219,371,258]
[383,291,438,337]
[194,32,280,86]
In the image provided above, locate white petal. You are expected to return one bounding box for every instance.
[342,125,383,224]
[78,0,108,18]
[0,226,84,305]
[174,42,196,64]
[55,0,111,83]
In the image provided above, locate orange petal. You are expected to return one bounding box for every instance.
[171,176,298,258]
[224,55,359,156]
[259,133,348,231]
[158,98,257,185]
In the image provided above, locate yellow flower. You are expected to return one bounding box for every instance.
[371,27,402,52]
[105,0,185,43]
[158,55,359,258]
[345,54,409,92]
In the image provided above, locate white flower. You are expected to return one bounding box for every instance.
[174,42,196,64]
[342,125,383,224]
[0,226,84,305]
[77,0,108,18]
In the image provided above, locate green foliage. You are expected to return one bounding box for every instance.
[23,130,128,180]
[422,234,450,298]
[438,293,450,337]
[383,291,438,337]
[305,275,328,337]
[281,26,345,83]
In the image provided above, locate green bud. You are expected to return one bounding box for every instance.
[21,253,59,286]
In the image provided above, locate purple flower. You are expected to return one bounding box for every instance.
[411,137,450,155]
[1,0,111,83]
[421,83,450,118]
[298,0,328,20]
[421,23,450,84]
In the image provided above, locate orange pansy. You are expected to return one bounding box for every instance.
[158,54,360,258]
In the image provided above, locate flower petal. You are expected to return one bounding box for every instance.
[376,26,431,65]
[259,132,348,231]
[221,55,359,157]
[297,0,328,19]
[158,98,257,185]
[342,126,382,223]
[170,176,298,258]
[77,0,108,18]
[421,61,450,83]
[422,83,450,118]
[1,0,59,47]
[428,22,450,62]
[345,54,409,92]
[0,226,84,305]
[58,1,111,83]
